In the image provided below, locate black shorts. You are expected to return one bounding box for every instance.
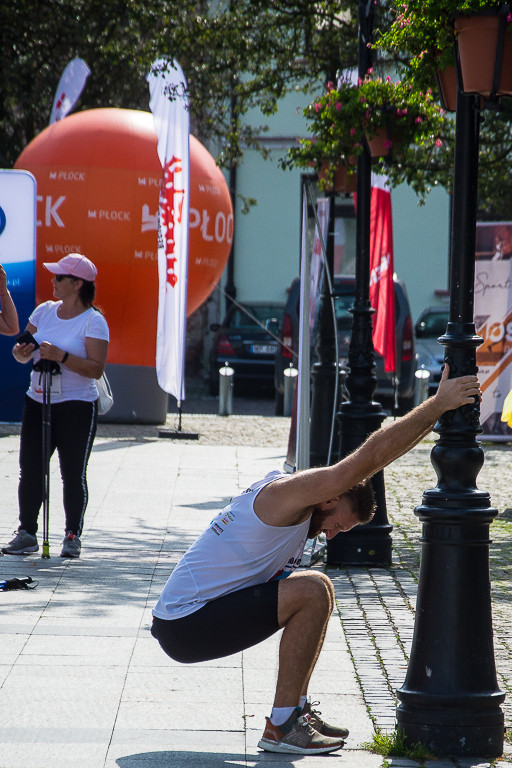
[151,581,280,663]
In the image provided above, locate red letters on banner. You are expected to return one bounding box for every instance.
[161,155,185,288]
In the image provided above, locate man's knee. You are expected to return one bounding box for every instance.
[303,571,335,605]
[278,571,334,622]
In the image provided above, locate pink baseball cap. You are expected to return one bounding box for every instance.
[43,253,98,282]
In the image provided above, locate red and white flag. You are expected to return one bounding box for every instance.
[369,173,396,373]
[148,59,190,402]
[49,58,90,124]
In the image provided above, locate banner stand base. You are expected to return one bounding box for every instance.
[158,428,199,440]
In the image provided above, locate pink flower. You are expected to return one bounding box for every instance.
[350,127,356,136]
[436,138,443,147]
[336,102,342,111]
[314,103,321,112]
[415,116,423,124]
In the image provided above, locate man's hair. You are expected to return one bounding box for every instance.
[344,479,376,523]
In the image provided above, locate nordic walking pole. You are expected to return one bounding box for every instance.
[41,360,51,558]
[38,359,57,559]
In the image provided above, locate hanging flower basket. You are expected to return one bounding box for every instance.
[318,162,357,193]
[435,64,458,112]
[282,75,445,187]
[364,121,403,159]
[279,77,366,186]
[454,7,512,98]
[360,77,444,163]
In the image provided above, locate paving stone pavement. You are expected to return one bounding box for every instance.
[0,410,511,768]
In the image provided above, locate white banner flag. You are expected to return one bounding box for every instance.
[148,59,190,402]
[50,58,91,124]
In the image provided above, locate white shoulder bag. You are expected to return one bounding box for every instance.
[96,373,114,415]
[85,310,114,415]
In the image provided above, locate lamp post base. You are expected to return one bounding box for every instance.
[326,525,392,565]
[396,703,504,757]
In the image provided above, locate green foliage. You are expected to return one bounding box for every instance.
[0,0,361,169]
[0,0,161,167]
[2,0,512,216]
[375,0,512,212]
[363,727,434,761]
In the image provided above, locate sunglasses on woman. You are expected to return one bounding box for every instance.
[55,274,78,282]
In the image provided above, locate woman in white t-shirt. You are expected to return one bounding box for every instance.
[1,254,110,559]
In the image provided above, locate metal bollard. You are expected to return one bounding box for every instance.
[283,365,298,417]
[218,362,234,416]
[414,367,431,406]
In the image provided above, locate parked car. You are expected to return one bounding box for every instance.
[274,276,416,414]
[414,306,449,395]
[209,302,285,395]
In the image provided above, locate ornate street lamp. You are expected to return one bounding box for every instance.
[396,84,505,756]
[327,0,391,565]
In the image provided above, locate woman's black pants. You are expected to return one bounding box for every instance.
[18,395,98,537]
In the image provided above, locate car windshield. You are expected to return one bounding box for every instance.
[415,311,449,339]
[229,306,284,331]
[334,293,355,330]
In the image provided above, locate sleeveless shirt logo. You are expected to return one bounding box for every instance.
[209,509,236,536]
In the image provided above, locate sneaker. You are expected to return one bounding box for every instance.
[258,707,344,755]
[60,532,81,558]
[302,699,350,739]
[1,529,38,555]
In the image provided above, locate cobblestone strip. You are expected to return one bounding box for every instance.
[329,566,417,733]
[331,559,512,742]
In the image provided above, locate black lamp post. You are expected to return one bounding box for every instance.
[326,0,391,565]
[396,85,505,756]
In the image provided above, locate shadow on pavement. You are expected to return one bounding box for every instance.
[116,751,298,767]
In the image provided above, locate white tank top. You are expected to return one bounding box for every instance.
[153,470,310,620]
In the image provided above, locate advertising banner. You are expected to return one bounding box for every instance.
[475,221,512,440]
[50,58,91,124]
[354,173,396,373]
[369,174,396,373]
[148,59,190,403]
[0,170,37,421]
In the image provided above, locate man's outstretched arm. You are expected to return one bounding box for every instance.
[258,365,480,524]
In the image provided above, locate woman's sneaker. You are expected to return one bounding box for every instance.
[60,533,81,558]
[302,699,350,739]
[258,708,344,754]
[1,529,39,555]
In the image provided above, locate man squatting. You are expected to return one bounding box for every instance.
[151,365,480,755]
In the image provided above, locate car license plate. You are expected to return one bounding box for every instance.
[251,344,275,354]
